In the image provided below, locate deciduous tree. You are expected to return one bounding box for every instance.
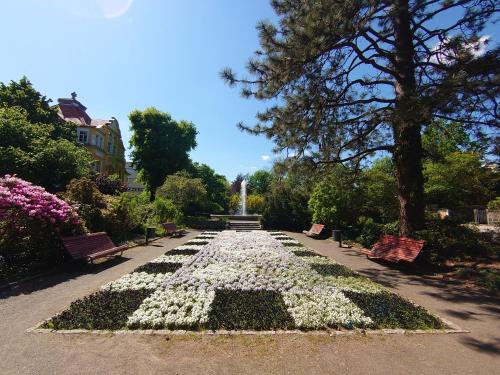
[129,108,197,200]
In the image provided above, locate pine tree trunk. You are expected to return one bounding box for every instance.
[392,0,425,236]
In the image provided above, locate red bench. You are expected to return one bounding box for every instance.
[361,234,425,263]
[303,224,325,238]
[162,222,183,237]
[61,232,128,263]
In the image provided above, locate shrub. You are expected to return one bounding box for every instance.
[0,175,82,282]
[65,177,104,207]
[228,194,240,214]
[487,197,500,210]
[414,219,487,262]
[356,217,383,248]
[184,216,227,230]
[64,178,106,231]
[103,193,146,243]
[150,196,182,225]
[95,173,127,196]
[246,194,265,214]
[261,184,311,231]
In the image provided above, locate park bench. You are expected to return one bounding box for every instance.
[361,234,425,263]
[61,232,127,264]
[303,224,325,238]
[162,222,183,237]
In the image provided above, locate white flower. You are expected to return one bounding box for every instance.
[102,272,171,292]
[127,288,215,329]
[150,254,193,264]
[173,245,206,251]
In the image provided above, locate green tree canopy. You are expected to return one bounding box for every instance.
[0,77,76,142]
[360,158,399,224]
[188,162,230,213]
[424,152,496,208]
[308,165,360,230]
[0,77,92,191]
[129,108,197,200]
[247,169,273,195]
[223,0,498,235]
[422,120,489,162]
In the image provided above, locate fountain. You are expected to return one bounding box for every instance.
[240,180,247,216]
[210,179,261,229]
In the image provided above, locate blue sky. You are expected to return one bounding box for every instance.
[0,0,278,181]
[1,1,498,180]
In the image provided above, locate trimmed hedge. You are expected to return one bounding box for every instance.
[185,216,227,230]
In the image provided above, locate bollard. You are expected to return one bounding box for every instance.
[332,229,342,247]
[145,227,156,245]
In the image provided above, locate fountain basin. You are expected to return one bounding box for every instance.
[210,214,262,221]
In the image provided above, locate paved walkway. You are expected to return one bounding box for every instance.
[0,231,498,374]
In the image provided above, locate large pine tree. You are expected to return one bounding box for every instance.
[222,0,499,235]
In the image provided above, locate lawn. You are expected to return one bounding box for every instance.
[42,231,444,332]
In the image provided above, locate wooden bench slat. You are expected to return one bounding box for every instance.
[61,232,127,262]
[361,234,425,263]
[303,224,325,237]
[162,222,183,236]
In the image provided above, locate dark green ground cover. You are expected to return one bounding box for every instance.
[207,289,295,330]
[43,289,151,330]
[134,262,183,274]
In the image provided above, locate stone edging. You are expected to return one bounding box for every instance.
[27,316,468,336]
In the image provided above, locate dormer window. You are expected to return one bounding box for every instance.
[77,129,88,144]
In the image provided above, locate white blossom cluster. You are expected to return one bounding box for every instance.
[127,288,215,329]
[102,272,172,292]
[148,254,193,264]
[283,286,372,328]
[173,245,206,251]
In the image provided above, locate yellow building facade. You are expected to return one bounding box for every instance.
[57,93,126,181]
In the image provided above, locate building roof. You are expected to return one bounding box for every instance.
[57,92,111,128]
[90,119,111,128]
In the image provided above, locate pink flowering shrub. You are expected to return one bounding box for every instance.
[0,175,83,282]
[0,175,80,226]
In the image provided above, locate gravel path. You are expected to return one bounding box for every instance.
[0,230,498,374]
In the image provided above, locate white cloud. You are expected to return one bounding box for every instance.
[261,155,270,161]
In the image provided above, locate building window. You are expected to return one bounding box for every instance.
[78,130,88,144]
[94,135,103,149]
[108,137,113,153]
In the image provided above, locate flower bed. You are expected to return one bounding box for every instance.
[43,231,444,332]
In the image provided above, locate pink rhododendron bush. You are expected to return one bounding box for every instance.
[0,175,83,282]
